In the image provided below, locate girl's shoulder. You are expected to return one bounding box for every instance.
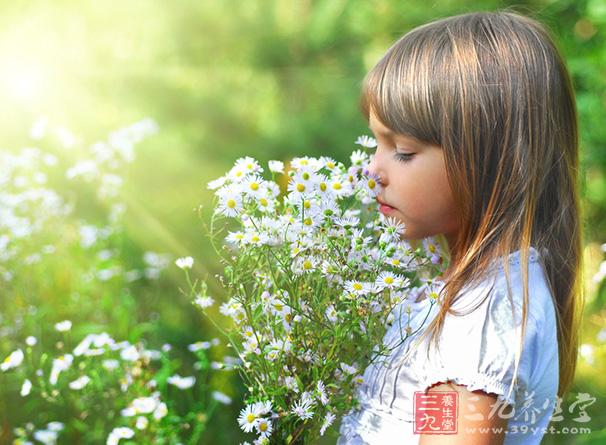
[448,246,554,324]
[419,246,558,404]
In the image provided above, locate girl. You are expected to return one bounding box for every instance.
[338,10,583,445]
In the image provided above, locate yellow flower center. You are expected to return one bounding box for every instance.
[332,183,342,190]
[227,199,237,209]
[304,200,311,209]
[320,182,327,191]
[250,182,259,191]
[296,183,305,192]
[247,413,257,423]
[368,179,376,189]
[259,198,268,206]
[353,283,363,291]
[303,260,312,269]
[384,276,394,284]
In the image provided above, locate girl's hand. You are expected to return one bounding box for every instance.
[418,382,508,445]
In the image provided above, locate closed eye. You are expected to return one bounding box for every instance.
[394,152,415,163]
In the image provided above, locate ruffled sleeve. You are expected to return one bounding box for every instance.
[414,278,536,406]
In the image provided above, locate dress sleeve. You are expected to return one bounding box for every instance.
[414,280,536,406]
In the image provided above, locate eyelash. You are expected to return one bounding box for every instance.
[394,152,415,163]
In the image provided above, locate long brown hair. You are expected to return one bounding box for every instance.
[360,10,584,400]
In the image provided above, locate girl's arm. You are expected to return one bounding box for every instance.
[418,382,509,445]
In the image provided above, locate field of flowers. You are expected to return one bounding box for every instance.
[0,120,242,444]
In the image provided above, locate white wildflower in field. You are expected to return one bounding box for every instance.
[120,345,140,362]
[175,256,194,270]
[33,429,58,445]
[54,320,72,332]
[26,336,37,346]
[49,354,73,385]
[68,376,91,390]
[107,427,134,445]
[167,374,196,389]
[1,349,24,371]
[194,295,215,309]
[188,341,212,352]
[20,379,32,396]
[135,416,149,430]
[320,412,336,436]
[212,391,232,405]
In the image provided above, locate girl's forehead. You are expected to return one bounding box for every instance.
[368,111,423,144]
[368,112,394,136]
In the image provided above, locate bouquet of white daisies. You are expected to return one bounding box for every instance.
[178,136,445,444]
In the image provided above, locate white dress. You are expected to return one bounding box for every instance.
[337,247,559,445]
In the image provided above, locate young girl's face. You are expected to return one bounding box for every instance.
[367,110,460,246]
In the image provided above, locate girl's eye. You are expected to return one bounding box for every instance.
[395,152,415,163]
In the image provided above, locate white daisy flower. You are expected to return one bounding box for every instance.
[255,417,273,438]
[136,416,149,430]
[20,378,32,396]
[325,305,338,324]
[1,349,24,371]
[234,156,263,175]
[175,256,194,270]
[375,271,406,290]
[216,191,243,217]
[107,427,134,445]
[237,404,258,433]
[320,412,336,436]
[268,160,284,173]
[33,430,58,445]
[167,374,196,389]
[290,156,321,171]
[54,320,72,332]
[26,336,37,346]
[423,237,442,264]
[316,380,329,405]
[207,176,227,190]
[252,400,273,415]
[350,149,369,165]
[212,390,232,405]
[68,375,91,390]
[49,354,73,385]
[188,341,212,351]
[319,156,338,171]
[343,280,370,296]
[292,391,315,420]
[355,135,377,148]
[194,295,215,309]
[243,175,266,198]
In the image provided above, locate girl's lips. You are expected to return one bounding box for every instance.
[376,198,395,214]
[379,204,395,214]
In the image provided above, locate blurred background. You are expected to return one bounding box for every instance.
[0,0,604,443]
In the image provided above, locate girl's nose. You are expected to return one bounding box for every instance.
[366,153,385,186]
